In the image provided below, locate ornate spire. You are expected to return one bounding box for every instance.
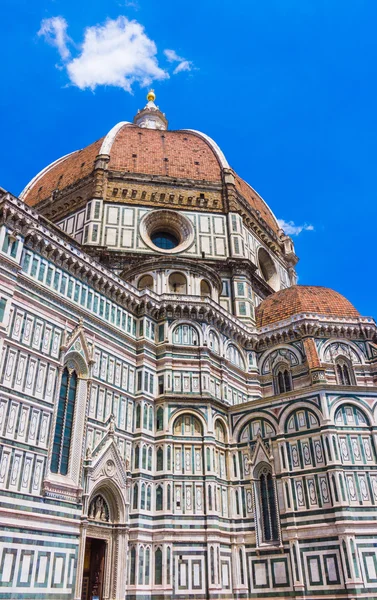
[133,89,168,130]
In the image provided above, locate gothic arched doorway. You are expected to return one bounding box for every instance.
[76,481,128,600]
[81,495,110,600]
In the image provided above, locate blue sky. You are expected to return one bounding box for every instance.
[2,0,377,317]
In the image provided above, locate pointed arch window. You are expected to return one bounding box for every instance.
[156,407,164,431]
[139,547,144,585]
[257,465,279,543]
[335,358,354,385]
[133,483,139,509]
[155,547,163,585]
[136,404,141,428]
[156,485,163,510]
[167,547,171,585]
[135,445,140,469]
[274,364,292,395]
[130,547,136,585]
[157,447,163,471]
[210,546,215,584]
[51,367,77,475]
[208,484,212,510]
[145,547,151,585]
[239,548,245,585]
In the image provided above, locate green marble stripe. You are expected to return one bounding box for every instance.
[0,436,48,455]
[0,500,81,519]
[0,594,73,599]
[0,537,78,549]
[0,385,55,411]
[283,514,376,527]
[1,527,79,540]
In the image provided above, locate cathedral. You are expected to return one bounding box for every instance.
[0,90,376,600]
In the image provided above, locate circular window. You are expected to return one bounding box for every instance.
[151,231,179,250]
[139,210,195,254]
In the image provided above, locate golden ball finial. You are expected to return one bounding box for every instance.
[147,89,156,102]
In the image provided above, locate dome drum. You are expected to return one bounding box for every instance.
[121,256,222,300]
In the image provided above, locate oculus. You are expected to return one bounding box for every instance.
[151,231,179,250]
[139,209,194,254]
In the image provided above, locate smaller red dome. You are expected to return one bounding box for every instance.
[256,285,359,328]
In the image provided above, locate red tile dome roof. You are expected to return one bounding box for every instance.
[256,285,359,328]
[20,123,281,235]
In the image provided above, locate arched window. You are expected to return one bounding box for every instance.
[148,446,153,470]
[133,483,138,509]
[138,274,154,291]
[134,445,140,469]
[239,548,245,585]
[173,324,199,345]
[130,547,136,585]
[274,364,292,394]
[208,484,212,510]
[136,404,141,428]
[139,547,144,585]
[167,547,171,585]
[257,465,279,543]
[156,485,163,510]
[156,407,164,431]
[145,547,150,585]
[167,484,171,510]
[168,273,187,294]
[51,367,77,475]
[141,484,146,510]
[200,279,211,297]
[208,330,220,353]
[173,414,203,436]
[215,420,226,443]
[157,447,163,471]
[155,548,163,585]
[210,546,215,584]
[147,485,151,510]
[335,358,354,385]
[143,404,148,428]
[226,344,245,370]
[142,446,147,469]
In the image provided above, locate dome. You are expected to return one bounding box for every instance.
[20,105,281,237]
[256,285,360,327]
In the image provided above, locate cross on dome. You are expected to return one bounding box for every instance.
[133,89,168,130]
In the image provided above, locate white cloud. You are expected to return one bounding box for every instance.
[164,48,194,74]
[38,16,170,92]
[38,16,71,61]
[68,17,168,91]
[173,60,192,74]
[164,49,182,62]
[278,219,314,236]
